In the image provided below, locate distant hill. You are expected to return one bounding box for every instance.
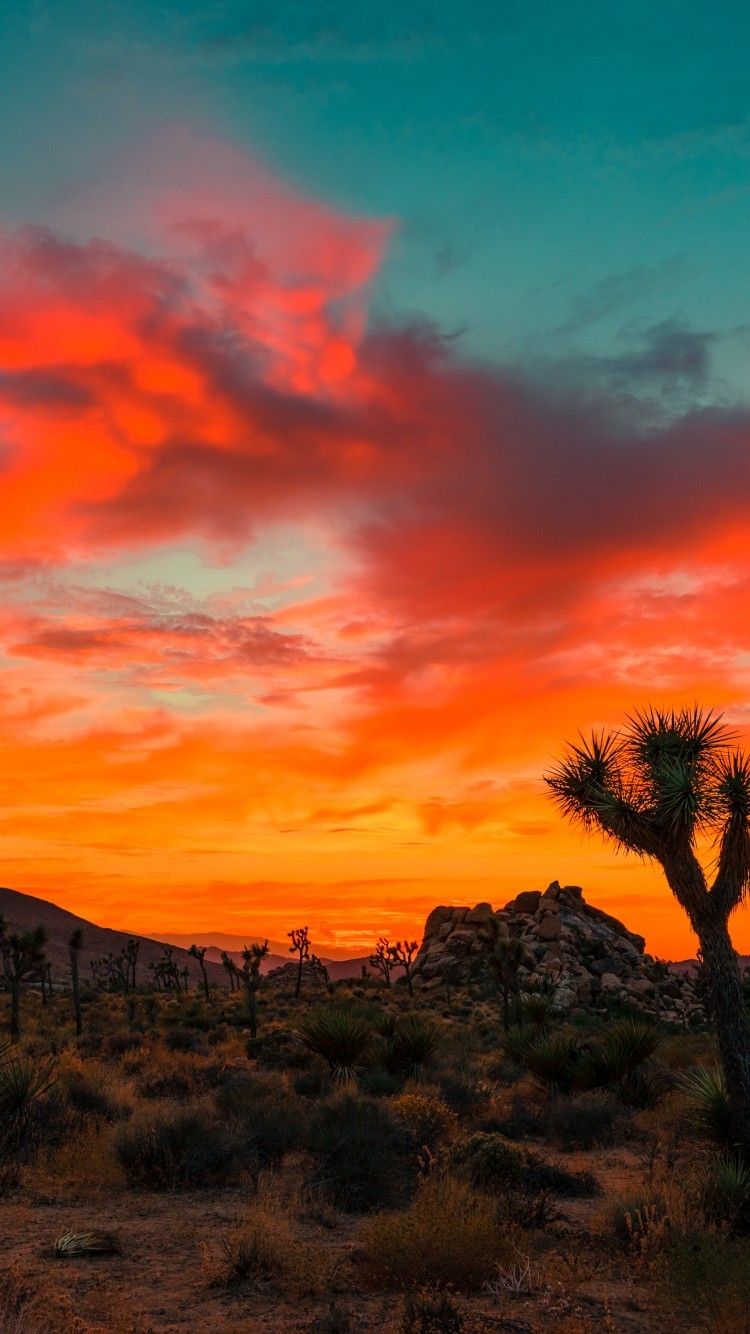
[159,931,361,962]
[0,887,226,987]
[0,887,374,984]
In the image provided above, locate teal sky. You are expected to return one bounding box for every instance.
[4,0,750,389]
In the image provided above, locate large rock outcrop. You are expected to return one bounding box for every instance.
[412,881,703,1021]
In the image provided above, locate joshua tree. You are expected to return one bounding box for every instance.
[124,939,140,992]
[388,940,419,997]
[69,929,83,1036]
[0,917,47,1040]
[241,941,269,1039]
[220,950,239,992]
[488,937,530,1030]
[189,944,210,1001]
[369,937,392,987]
[546,706,750,1154]
[288,926,311,1000]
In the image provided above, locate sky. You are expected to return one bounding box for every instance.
[1,2,750,957]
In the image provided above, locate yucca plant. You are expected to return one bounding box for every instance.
[679,1066,734,1147]
[523,1032,581,1094]
[519,992,557,1029]
[382,1017,440,1081]
[703,1155,750,1233]
[0,1053,57,1121]
[295,1007,372,1084]
[54,1230,121,1259]
[503,1023,535,1065]
[578,1018,661,1094]
[546,707,750,1153]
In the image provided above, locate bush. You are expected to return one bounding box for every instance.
[703,1156,750,1234]
[307,1092,406,1211]
[62,1066,131,1122]
[164,1027,208,1054]
[214,1077,304,1165]
[400,1284,464,1333]
[114,1103,244,1189]
[446,1133,524,1193]
[656,1230,750,1328]
[382,1019,440,1081]
[392,1094,459,1152]
[544,1091,631,1150]
[207,1200,295,1287]
[521,1150,599,1198]
[360,1174,513,1291]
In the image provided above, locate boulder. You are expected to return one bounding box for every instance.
[505,890,541,915]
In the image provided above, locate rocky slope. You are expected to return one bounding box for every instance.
[413,880,704,1022]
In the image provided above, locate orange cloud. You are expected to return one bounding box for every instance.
[0,128,749,959]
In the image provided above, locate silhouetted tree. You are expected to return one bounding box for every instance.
[124,939,140,992]
[189,944,210,1000]
[69,928,83,1036]
[220,950,239,991]
[488,937,530,1029]
[0,916,47,1040]
[288,926,311,1000]
[241,941,269,1038]
[369,937,392,987]
[547,706,750,1154]
[389,940,418,997]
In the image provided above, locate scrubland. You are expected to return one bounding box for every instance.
[0,976,746,1333]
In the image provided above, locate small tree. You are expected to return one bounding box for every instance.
[69,929,83,1036]
[546,706,750,1154]
[369,937,392,987]
[0,917,47,1040]
[189,944,210,1001]
[241,941,269,1039]
[124,939,140,992]
[389,940,419,997]
[288,926,311,1000]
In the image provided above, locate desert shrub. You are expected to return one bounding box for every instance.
[62,1066,131,1122]
[136,1053,209,1100]
[114,1102,244,1189]
[436,1072,485,1115]
[392,1094,459,1152]
[207,1199,295,1287]
[296,1007,372,1083]
[400,1284,464,1333]
[164,1026,208,1054]
[679,1066,733,1148]
[656,1230,750,1328]
[360,1174,514,1291]
[483,1093,545,1141]
[293,1065,333,1098]
[544,1091,631,1150]
[307,1091,406,1210]
[446,1133,524,1192]
[703,1155,750,1234]
[214,1077,304,1164]
[0,1053,58,1159]
[523,1032,581,1093]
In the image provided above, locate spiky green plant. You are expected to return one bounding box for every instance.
[679,1066,734,1147]
[503,1023,535,1065]
[523,1032,581,1093]
[519,992,557,1029]
[0,1053,57,1120]
[703,1155,750,1233]
[383,1017,440,1081]
[546,707,750,1152]
[295,1007,372,1083]
[54,1231,121,1258]
[578,1018,661,1092]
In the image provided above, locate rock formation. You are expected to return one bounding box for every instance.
[412,881,704,1022]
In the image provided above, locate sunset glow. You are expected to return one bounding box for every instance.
[3,56,750,960]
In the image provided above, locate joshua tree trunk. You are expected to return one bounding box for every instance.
[295,955,303,1000]
[71,953,82,1036]
[696,917,750,1153]
[248,986,258,1039]
[9,979,20,1041]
